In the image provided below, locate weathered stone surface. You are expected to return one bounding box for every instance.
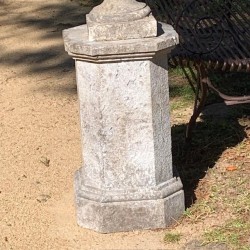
[87,14,157,42]
[63,10,185,233]
[72,49,184,232]
[76,55,173,189]
[88,0,151,22]
[75,180,184,233]
[63,23,179,59]
[86,0,157,41]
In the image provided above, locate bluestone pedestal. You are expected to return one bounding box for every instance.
[63,23,185,233]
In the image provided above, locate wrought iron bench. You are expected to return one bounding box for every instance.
[146,0,250,140]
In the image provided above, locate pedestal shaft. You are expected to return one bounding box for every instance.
[76,53,172,191]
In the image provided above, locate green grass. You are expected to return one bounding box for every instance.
[164,232,182,243]
[169,84,194,110]
[183,199,216,223]
[169,65,249,249]
[169,66,195,110]
[203,219,250,249]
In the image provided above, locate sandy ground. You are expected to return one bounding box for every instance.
[0,1,180,249]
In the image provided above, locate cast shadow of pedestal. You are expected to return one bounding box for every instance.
[171,104,249,208]
[0,1,96,76]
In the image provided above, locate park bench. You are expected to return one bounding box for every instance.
[145,0,250,140]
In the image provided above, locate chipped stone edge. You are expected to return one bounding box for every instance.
[62,22,179,60]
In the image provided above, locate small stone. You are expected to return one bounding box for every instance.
[40,157,50,167]
[18,175,27,181]
[37,194,51,203]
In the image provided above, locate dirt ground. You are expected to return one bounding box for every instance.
[0,1,249,250]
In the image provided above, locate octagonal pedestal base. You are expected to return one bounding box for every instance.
[75,169,185,233]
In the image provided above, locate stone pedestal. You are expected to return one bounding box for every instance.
[63,24,185,233]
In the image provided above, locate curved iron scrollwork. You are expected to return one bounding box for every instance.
[146,0,243,56]
[175,0,226,55]
[146,0,250,64]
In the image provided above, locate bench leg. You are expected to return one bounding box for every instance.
[186,64,208,142]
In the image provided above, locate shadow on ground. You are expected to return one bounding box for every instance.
[172,104,250,208]
[0,0,98,76]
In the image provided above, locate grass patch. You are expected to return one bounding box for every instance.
[183,199,216,223]
[164,232,181,243]
[169,66,195,110]
[169,84,194,101]
[169,84,194,110]
[203,219,250,249]
[209,172,250,216]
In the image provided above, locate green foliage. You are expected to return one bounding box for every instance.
[164,233,181,243]
[169,66,195,110]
